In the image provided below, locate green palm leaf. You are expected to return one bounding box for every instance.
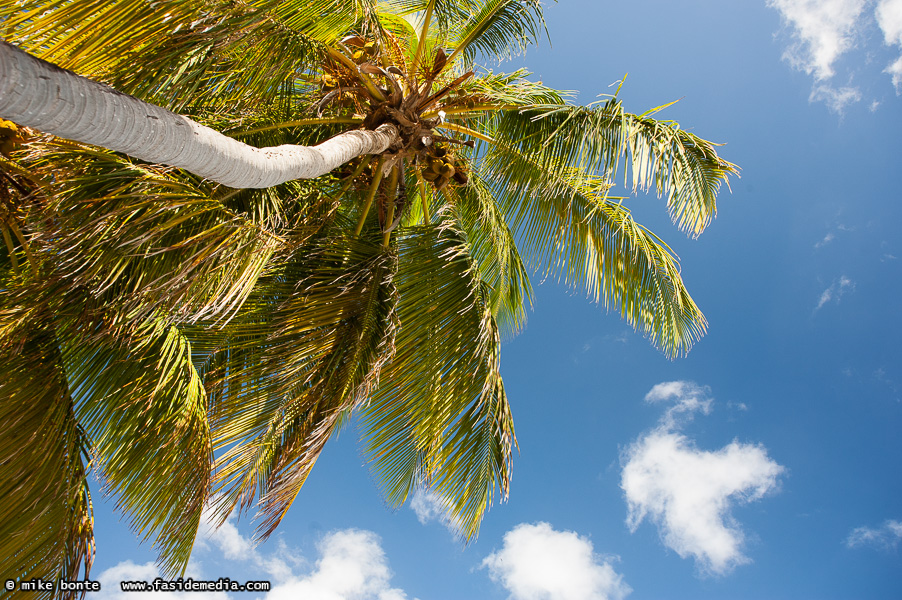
[59,319,212,575]
[27,143,296,326]
[0,331,94,595]
[481,143,706,357]
[443,179,532,338]
[209,232,398,539]
[448,0,546,65]
[361,219,515,540]
[486,100,739,236]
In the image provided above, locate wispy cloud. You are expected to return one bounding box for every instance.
[809,84,863,113]
[482,522,631,600]
[194,512,295,582]
[644,381,713,429]
[814,232,836,249]
[846,519,902,549]
[409,488,465,536]
[621,382,785,576]
[815,276,854,311]
[815,225,853,249]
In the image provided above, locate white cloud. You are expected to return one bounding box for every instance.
[266,530,408,600]
[761,0,902,110]
[644,381,700,404]
[93,561,229,600]
[622,433,784,575]
[878,0,902,44]
[482,522,631,600]
[877,0,902,90]
[885,55,902,90]
[768,0,867,80]
[769,0,902,105]
[621,383,785,576]
[815,276,854,311]
[96,527,410,600]
[846,519,902,549]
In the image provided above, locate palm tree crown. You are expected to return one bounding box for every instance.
[0,0,738,592]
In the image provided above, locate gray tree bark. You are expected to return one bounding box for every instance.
[0,41,398,188]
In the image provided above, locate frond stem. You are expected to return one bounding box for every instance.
[446,1,509,66]
[336,158,370,199]
[417,171,431,224]
[1,223,20,276]
[436,122,496,145]
[411,0,435,80]
[382,165,399,247]
[325,47,387,102]
[354,157,385,236]
[8,219,36,273]
[422,103,519,118]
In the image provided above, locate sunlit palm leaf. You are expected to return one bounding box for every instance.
[448,0,545,65]
[487,101,739,236]
[481,143,707,357]
[442,68,568,112]
[387,0,480,36]
[442,179,532,337]
[59,319,212,575]
[28,144,292,326]
[361,219,515,540]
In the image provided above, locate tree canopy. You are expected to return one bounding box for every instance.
[0,0,738,593]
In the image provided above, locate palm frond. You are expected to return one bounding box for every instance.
[387,0,479,36]
[442,179,532,337]
[27,143,299,326]
[361,219,516,541]
[209,232,398,539]
[440,68,569,111]
[486,100,739,236]
[448,0,546,66]
[59,319,212,575]
[0,331,94,594]
[265,0,380,43]
[481,144,707,357]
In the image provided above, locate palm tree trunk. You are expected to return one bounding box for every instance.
[0,41,398,188]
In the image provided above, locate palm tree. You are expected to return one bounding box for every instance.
[0,0,738,593]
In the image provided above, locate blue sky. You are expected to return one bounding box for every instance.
[87,1,902,598]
